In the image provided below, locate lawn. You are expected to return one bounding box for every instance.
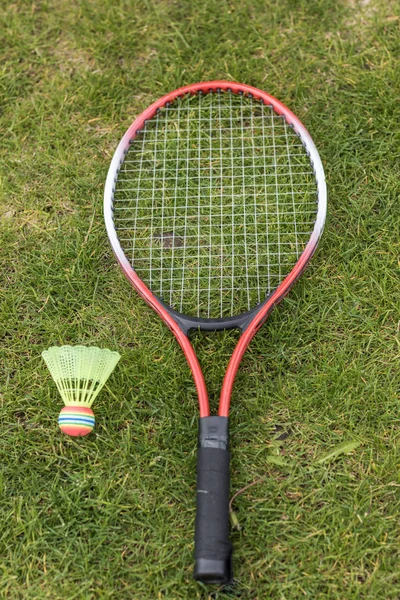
[1,0,399,598]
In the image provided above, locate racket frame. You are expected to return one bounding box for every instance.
[104,80,326,419]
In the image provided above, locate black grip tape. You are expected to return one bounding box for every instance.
[194,416,233,584]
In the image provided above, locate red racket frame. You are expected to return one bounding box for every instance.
[104,80,326,419]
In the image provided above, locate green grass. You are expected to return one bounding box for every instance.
[1,0,399,598]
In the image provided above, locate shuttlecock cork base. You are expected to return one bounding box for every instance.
[58,406,95,437]
[42,345,121,437]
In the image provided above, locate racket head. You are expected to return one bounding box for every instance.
[104,81,326,333]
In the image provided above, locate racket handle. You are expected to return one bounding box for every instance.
[194,416,233,584]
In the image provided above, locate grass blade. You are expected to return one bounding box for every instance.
[315,440,361,464]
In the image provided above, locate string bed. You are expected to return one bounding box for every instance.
[112,90,318,318]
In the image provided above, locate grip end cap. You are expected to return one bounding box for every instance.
[194,557,233,584]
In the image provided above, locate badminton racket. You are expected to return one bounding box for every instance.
[104,81,327,584]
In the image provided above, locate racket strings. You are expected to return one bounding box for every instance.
[112,90,318,318]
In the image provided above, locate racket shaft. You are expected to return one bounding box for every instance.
[194,417,232,584]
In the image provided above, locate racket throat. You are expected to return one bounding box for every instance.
[157,295,272,335]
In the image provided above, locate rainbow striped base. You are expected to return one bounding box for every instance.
[58,406,95,437]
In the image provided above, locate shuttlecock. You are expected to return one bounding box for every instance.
[42,345,121,436]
